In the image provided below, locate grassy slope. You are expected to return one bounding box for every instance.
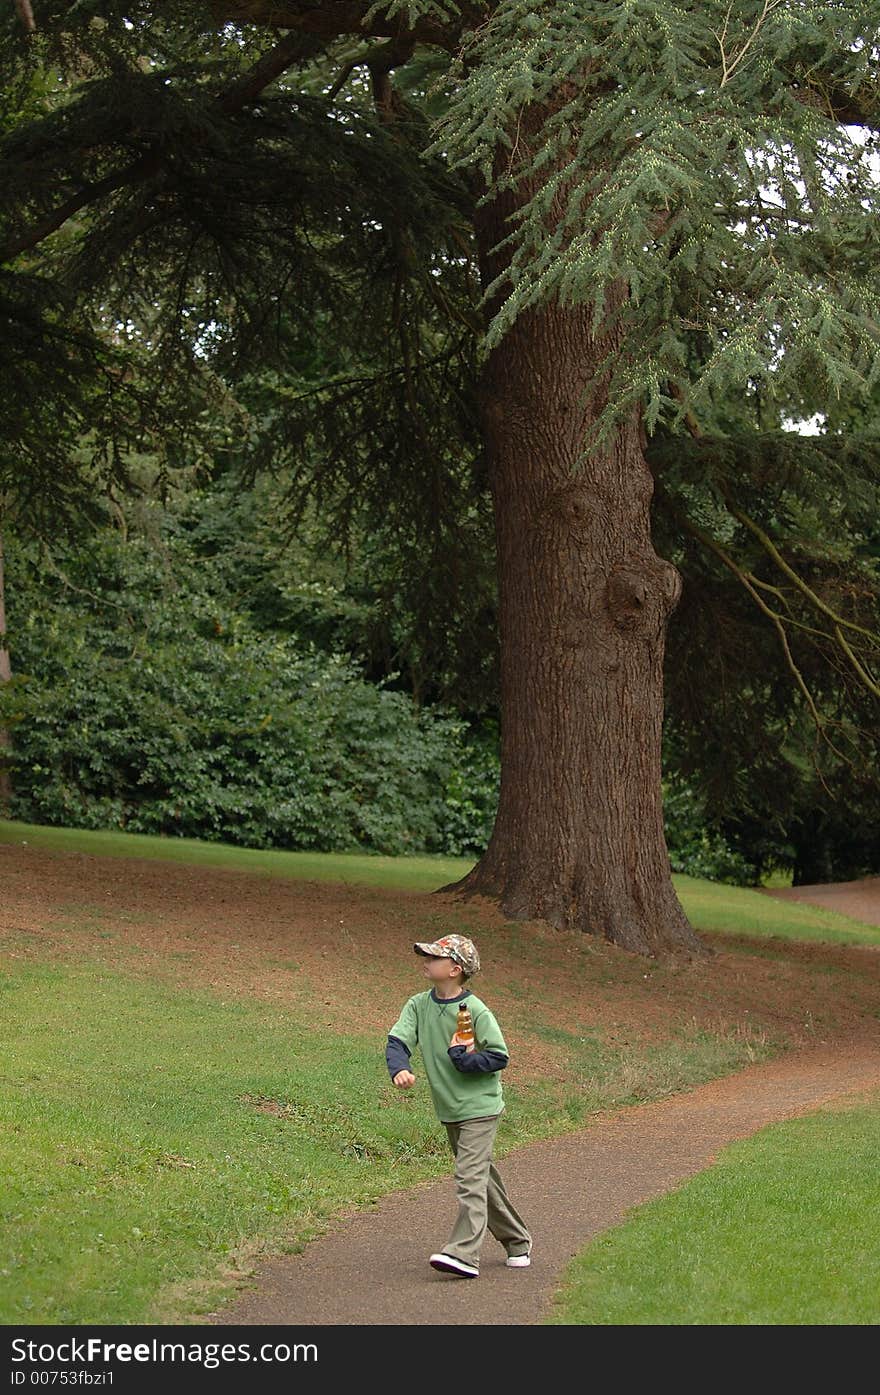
[0,820,471,891]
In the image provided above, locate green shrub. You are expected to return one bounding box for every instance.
[0,529,498,856]
[662,775,756,885]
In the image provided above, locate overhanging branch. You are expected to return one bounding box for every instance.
[790,78,879,132]
[206,0,474,50]
[2,29,325,265]
[662,380,880,709]
[669,505,855,788]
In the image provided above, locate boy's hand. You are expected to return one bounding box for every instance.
[393,1070,416,1088]
[449,1033,476,1052]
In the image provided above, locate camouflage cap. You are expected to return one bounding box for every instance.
[413,933,480,977]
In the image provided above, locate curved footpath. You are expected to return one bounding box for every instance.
[205,1038,880,1326]
[761,875,880,927]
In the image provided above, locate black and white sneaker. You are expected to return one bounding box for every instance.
[429,1252,479,1278]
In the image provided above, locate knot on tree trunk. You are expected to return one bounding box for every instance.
[605,558,682,633]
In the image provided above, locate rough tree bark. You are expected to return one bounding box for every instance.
[436,109,706,957]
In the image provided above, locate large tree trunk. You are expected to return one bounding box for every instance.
[437,118,705,959]
[0,528,13,813]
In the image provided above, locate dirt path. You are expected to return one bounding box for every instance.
[205,1039,880,1326]
[761,876,880,927]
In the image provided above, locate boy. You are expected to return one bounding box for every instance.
[385,932,532,1279]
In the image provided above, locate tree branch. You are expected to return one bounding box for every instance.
[209,3,879,129]
[2,151,165,265]
[783,60,879,131]
[13,0,36,34]
[662,379,880,707]
[327,60,358,102]
[214,29,326,112]
[715,0,786,89]
[669,505,854,785]
[2,29,325,265]
[206,0,474,51]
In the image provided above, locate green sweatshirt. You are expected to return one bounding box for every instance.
[386,987,509,1123]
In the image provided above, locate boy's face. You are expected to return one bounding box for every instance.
[421,954,464,988]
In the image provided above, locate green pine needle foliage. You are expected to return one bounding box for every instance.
[421,1,880,455]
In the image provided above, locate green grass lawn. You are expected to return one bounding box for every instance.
[2,818,877,1324]
[675,872,880,946]
[0,818,474,891]
[0,959,770,1324]
[2,819,878,943]
[545,1091,880,1324]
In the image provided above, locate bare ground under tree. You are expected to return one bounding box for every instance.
[3,844,880,1072]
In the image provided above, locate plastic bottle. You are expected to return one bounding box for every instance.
[455,1003,475,1047]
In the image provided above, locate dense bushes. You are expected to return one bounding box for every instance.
[0,505,755,878]
[0,525,498,856]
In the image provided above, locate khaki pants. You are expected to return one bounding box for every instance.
[440,1113,531,1269]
